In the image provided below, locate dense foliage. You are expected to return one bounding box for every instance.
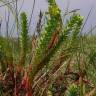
[0,0,96,96]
